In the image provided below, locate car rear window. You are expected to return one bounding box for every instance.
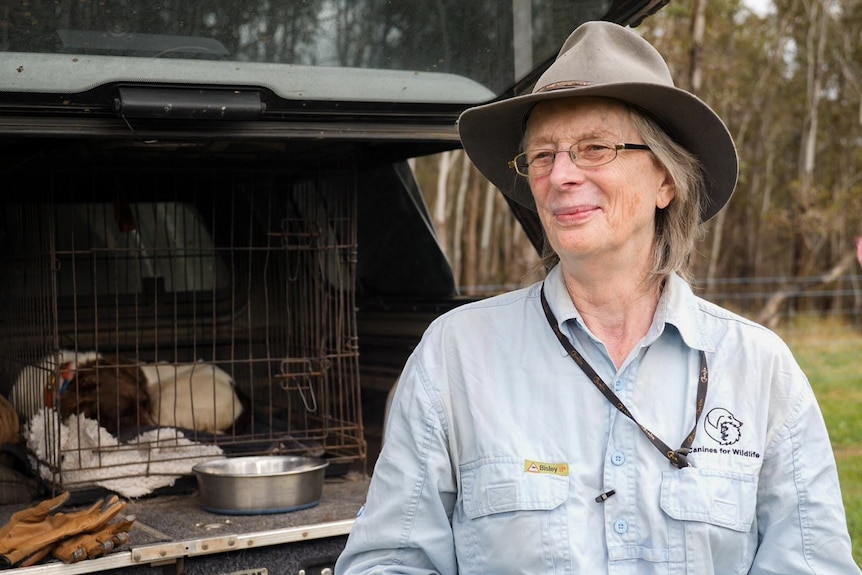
[1,0,613,104]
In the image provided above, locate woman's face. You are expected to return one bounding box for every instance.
[525,97,675,270]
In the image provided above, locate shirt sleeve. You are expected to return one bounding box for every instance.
[335,348,459,575]
[749,378,861,575]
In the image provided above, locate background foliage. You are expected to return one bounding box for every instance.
[413,0,862,329]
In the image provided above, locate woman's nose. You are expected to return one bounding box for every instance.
[548,150,586,184]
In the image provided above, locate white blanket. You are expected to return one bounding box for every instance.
[26,410,224,498]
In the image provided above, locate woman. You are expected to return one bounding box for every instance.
[335,21,859,574]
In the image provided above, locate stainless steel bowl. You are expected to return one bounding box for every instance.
[192,455,329,515]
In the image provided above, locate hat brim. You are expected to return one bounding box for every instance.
[458,83,737,223]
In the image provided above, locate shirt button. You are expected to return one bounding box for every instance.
[614,379,623,391]
[611,452,625,466]
[614,519,628,534]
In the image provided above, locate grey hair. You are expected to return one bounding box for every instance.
[537,104,706,283]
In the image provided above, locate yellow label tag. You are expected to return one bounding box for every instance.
[524,460,569,476]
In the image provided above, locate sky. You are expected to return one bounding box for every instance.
[744,0,773,17]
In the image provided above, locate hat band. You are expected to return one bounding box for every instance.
[535,80,592,94]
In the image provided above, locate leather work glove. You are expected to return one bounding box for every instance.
[0,492,69,568]
[0,492,127,568]
[53,516,136,563]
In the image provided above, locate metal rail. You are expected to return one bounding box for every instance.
[9,519,355,574]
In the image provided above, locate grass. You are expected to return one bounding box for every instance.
[778,317,862,568]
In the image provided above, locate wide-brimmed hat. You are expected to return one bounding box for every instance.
[457,20,737,222]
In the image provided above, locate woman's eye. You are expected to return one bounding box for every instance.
[529,151,554,163]
[582,143,610,152]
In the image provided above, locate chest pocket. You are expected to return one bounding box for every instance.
[461,458,568,519]
[660,467,758,531]
[457,458,571,574]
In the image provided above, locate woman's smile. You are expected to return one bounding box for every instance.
[552,203,601,224]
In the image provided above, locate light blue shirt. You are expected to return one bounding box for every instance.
[336,265,859,574]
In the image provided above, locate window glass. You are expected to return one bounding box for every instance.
[1,0,611,103]
[49,202,230,298]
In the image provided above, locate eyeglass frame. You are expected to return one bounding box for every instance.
[508,139,652,178]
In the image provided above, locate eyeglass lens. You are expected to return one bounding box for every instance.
[517,140,619,176]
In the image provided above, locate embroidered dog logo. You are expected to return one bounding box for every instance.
[704,407,742,446]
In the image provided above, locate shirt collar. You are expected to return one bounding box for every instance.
[654,273,715,353]
[541,264,582,325]
[540,265,715,354]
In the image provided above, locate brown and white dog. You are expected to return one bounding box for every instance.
[11,350,102,419]
[141,361,246,435]
[12,351,246,436]
[57,355,154,437]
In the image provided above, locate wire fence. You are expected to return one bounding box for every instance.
[695,274,862,329]
[461,273,862,330]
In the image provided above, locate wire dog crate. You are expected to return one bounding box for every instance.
[0,156,365,496]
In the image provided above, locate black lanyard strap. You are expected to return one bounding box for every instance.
[540,283,708,469]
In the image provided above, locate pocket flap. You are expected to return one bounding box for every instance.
[461,458,568,519]
[660,468,757,532]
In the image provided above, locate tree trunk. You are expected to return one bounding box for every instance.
[792,0,826,280]
[756,250,859,329]
[463,159,481,291]
[480,180,496,286]
[689,0,707,93]
[451,151,471,286]
[689,0,725,294]
[433,151,453,254]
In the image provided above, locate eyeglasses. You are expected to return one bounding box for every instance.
[508,139,652,178]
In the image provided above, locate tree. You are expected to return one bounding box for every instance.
[414,0,862,325]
